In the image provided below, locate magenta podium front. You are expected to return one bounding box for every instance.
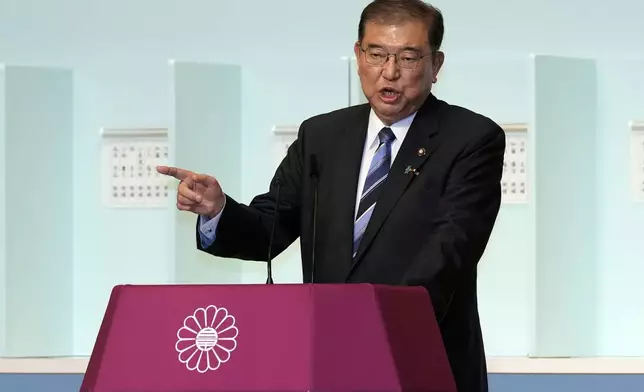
[80,283,456,392]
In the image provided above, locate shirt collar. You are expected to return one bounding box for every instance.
[366,109,418,149]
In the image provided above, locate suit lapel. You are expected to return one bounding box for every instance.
[324,104,371,266]
[351,94,443,264]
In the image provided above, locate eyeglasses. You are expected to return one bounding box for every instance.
[360,46,432,69]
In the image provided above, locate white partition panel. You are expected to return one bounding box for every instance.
[170,61,243,284]
[531,55,598,357]
[427,55,535,356]
[0,66,5,356]
[0,65,74,356]
[593,58,644,356]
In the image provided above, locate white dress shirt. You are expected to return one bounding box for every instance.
[353,109,416,218]
[199,109,417,248]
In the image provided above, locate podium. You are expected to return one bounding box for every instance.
[80,283,456,392]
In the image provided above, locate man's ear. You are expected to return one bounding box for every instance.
[432,51,445,83]
[353,41,362,71]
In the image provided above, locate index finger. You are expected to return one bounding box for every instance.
[156,165,191,180]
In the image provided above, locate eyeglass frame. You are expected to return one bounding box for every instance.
[358,43,434,70]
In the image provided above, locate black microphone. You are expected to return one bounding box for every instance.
[266,177,281,284]
[309,154,320,284]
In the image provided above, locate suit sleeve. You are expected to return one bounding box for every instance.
[195,122,305,261]
[400,123,506,322]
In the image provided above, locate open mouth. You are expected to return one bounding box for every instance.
[379,87,401,103]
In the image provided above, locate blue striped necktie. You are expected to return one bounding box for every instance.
[353,127,396,257]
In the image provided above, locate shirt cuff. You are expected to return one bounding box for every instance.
[198,199,225,247]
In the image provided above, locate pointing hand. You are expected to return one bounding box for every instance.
[156,166,225,217]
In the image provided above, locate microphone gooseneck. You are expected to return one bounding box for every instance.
[266,178,281,284]
[309,155,320,284]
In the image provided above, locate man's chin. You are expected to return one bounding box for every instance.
[372,102,409,123]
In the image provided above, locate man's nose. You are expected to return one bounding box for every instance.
[382,55,400,80]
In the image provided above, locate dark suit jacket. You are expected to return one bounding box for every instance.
[197,93,506,392]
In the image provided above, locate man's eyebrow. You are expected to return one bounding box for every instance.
[364,43,423,52]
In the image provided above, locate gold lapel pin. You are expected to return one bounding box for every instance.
[417,148,426,156]
[404,165,419,176]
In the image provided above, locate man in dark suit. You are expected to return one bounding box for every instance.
[158,1,505,391]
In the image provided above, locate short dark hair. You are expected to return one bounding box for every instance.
[358,0,444,53]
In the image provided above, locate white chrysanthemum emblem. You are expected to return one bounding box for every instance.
[175,305,238,373]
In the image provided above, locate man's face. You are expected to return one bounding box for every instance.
[354,20,444,125]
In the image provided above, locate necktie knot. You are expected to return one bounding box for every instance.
[378,127,396,145]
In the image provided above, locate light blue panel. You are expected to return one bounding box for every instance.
[239,56,349,284]
[0,66,6,355]
[532,55,598,356]
[424,55,535,356]
[3,65,74,356]
[3,373,644,392]
[71,60,176,355]
[0,374,82,392]
[432,54,531,123]
[594,57,644,356]
[478,203,535,357]
[171,61,243,283]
